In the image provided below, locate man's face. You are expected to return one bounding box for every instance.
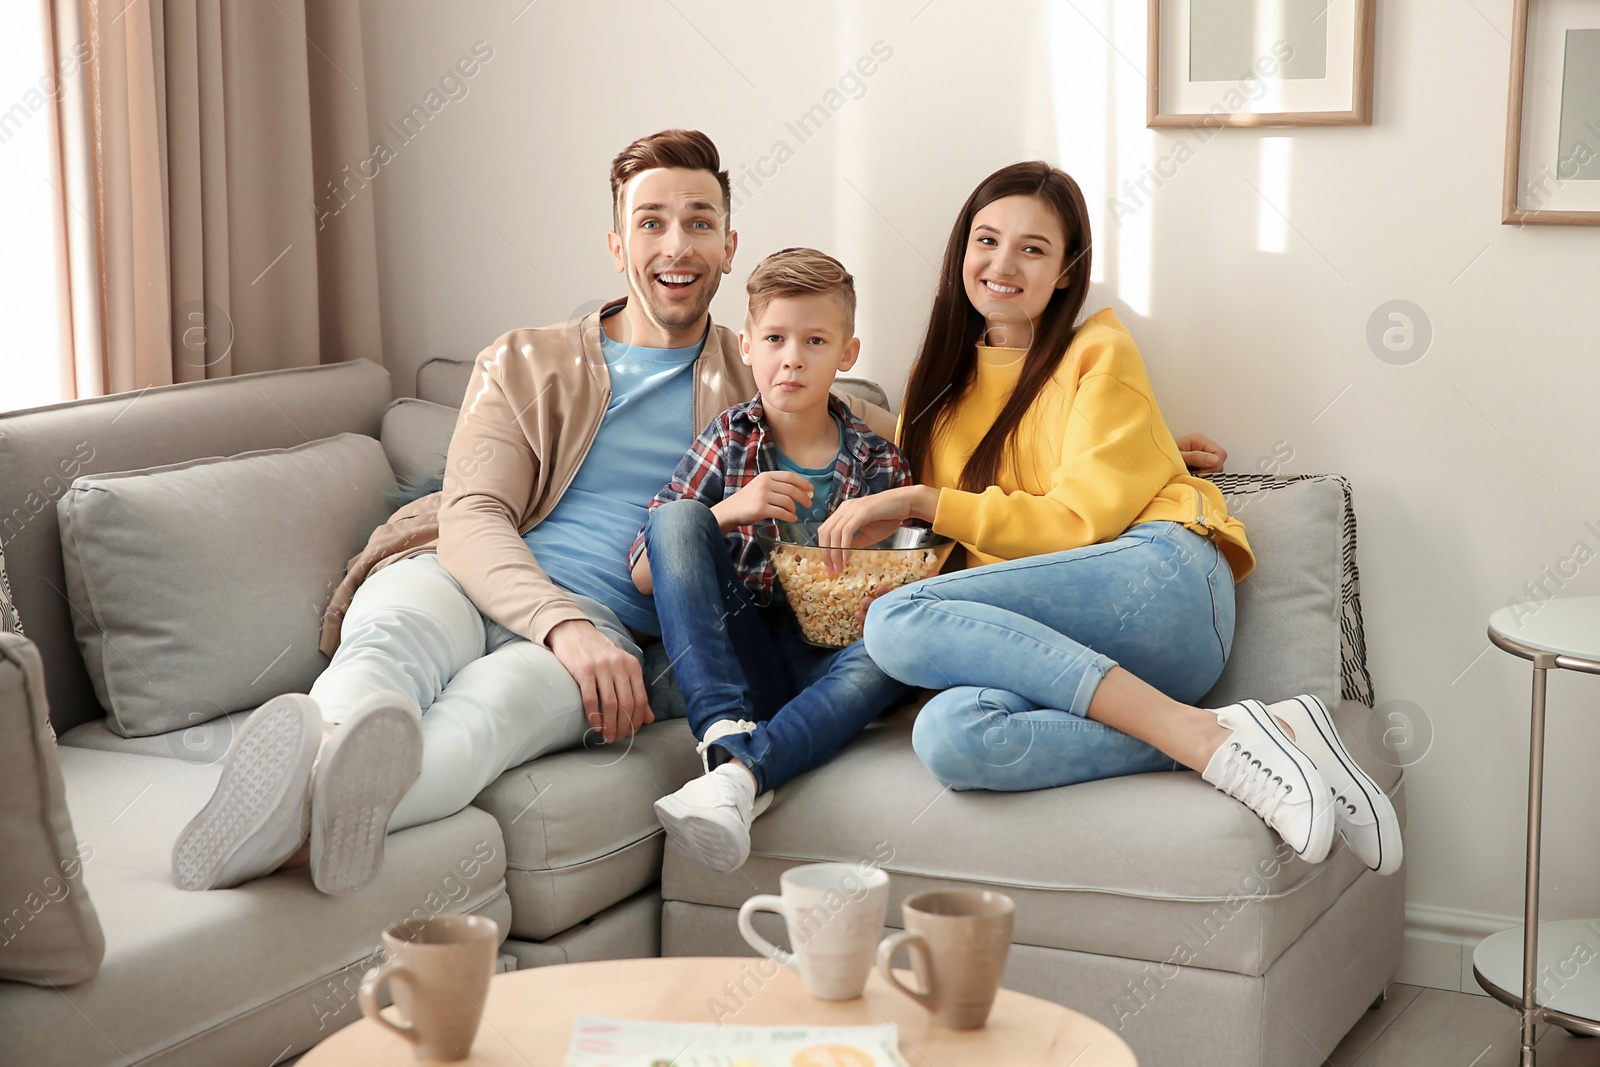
[739,292,860,420]
[607,167,736,338]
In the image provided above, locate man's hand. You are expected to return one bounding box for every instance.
[545,619,652,744]
[710,471,814,531]
[1175,432,1227,475]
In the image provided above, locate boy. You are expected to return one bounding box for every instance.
[627,247,913,872]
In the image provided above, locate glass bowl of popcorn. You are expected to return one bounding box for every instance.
[754,520,957,649]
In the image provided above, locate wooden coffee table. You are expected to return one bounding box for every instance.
[299,955,1138,1065]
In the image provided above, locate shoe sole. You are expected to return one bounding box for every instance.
[1240,699,1338,864]
[309,696,422,894]
[171,696,320,891]
[654,793,750,873]
[1284,695,1403,875]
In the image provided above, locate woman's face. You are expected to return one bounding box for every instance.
[960,194,1072,343]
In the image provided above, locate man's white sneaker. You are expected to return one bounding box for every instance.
[1267,695,1402,875]
[171,694,320,891]
[309,691,423,895]
[655,764,761,873]
[1203,700,1336,864]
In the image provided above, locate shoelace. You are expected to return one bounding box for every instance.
[1213,741,1294,823]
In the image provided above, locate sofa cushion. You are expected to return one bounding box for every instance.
[472,718,702,940]
[380,397,456,492]
[499,887,663,969]
[662,704,1402,979]
[1204,472,1373,707]
[416,356,475,408]
[56,433,397,737]
[0,633,103,986]
[1200,477,1344,710]
[58,643,690,765]
[0,359,392,737]
[0,745,511,1067]
[58,708,253,765]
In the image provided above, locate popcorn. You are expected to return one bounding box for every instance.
[768,544,944,648]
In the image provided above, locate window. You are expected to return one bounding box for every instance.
[0,2,69,414]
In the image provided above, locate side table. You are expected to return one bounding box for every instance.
[1476,597,1600,1065]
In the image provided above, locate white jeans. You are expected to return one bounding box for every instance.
[309,553,641,831]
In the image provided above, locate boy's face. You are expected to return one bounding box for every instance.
[739,292,861,419]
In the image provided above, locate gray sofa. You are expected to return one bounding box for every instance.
[0,357,1404,1067]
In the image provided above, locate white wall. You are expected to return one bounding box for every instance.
[357,0,1600,987]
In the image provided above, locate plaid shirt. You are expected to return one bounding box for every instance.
[628,394,913,602]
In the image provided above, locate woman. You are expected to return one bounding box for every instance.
[819,162,1399,875]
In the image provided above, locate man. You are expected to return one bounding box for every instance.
[170,129,759,893]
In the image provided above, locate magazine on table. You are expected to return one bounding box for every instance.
[564,1014,909,1066]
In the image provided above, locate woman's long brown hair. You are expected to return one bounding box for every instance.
[899,162,1093,493]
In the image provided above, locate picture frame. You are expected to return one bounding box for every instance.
[1503,0,1600,225]
[1147,0,1375,128]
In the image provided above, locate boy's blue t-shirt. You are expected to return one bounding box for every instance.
[773,415,844,523]
[521,321,701,636]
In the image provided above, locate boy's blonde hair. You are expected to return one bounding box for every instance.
[745,247,856,337]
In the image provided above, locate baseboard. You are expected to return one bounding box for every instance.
[1398,903,1518,995]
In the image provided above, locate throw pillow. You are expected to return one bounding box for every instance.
[57,433,397,737]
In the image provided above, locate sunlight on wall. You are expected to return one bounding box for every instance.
[0,4,67,412]
[1111,0,1154,317]
[1257,135,1292,252]
[1048,0,1109,286]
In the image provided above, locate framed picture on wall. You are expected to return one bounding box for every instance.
[1147,0,1375,127]
[1504,0,1600,224]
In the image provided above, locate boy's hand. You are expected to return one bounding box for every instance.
[711,471,814,532]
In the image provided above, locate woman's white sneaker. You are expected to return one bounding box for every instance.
[170,695,320,891]
[1267,695,1402,875]
[309,692,423,895]
[655,764,762,873]
[1203,700,1336,864]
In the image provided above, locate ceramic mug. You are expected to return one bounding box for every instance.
[357,913,499,1061]
[738,862,890,1000]
[875,888,1014,1030]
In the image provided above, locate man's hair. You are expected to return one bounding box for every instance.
[745,247,857,337]
[609,129,731,232]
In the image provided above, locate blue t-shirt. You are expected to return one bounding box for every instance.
[773,415,843,523]
[521,318,701,636]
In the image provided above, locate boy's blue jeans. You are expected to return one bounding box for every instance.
[863,520,1236,792]
[642,499,911,795]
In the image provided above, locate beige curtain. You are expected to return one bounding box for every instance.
[46,0,381,397]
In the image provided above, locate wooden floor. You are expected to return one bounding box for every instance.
[1327,984,1598,1066]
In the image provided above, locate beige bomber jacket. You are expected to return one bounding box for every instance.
[318,298,757,656]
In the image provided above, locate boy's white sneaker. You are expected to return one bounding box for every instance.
[309,692,423,895]
[1203,700,1336,864]
[171,695,320,891]
[696,718,759,772]
[655,764,763,873]
[1267,695,1402,875]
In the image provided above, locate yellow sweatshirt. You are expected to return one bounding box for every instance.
[921,308,1254,581]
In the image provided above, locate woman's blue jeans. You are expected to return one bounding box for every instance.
[643,499,911,794]
[863,521,1235,791]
